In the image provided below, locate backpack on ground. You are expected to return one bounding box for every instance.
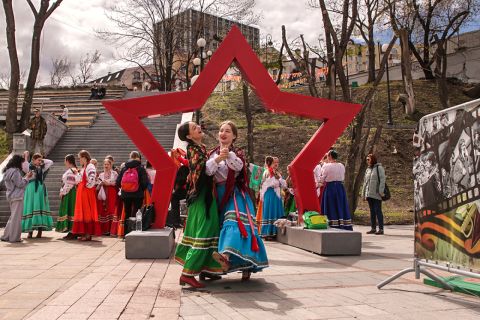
[141,203,155,231]
[303,211,328,229]
[121,167,139,192]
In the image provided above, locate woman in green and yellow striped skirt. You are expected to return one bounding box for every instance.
[174,121,223,289]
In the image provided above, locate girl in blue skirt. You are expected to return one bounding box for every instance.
[318,150,353,230]
[258,156,287,238]
[207,121,268,281]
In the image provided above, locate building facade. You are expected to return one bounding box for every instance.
[156,8,260,54]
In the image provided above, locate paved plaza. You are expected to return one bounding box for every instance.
[0,225,479,320]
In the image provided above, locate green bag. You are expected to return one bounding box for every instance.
[303,211,328,229]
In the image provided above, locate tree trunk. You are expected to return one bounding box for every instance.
[399,29,416,115]
[242,82,254,163]
[434,39,450,109]
[20,21,44,131]
[367,28,375,83]
[2,0,20,148]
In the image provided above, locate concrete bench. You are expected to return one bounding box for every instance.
[276,226,362,256]
[125,228,175,259]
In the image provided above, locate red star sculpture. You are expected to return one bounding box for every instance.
[103,26,362,228]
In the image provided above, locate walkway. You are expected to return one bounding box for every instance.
[0,226,478,320]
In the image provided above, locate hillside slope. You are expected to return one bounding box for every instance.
[200,80,473,224]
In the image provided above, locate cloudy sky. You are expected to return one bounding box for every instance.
[1,1,478,86]
[0,0,325,86]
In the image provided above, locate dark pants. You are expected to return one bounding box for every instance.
[58,116,67,123]
[123,197,143,235]
[367,197,384,230]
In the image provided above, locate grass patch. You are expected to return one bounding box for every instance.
[354,209,414,225]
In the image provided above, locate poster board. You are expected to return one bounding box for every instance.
[413,99,480,272]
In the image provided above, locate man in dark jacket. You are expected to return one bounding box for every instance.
[116,151,148,235]
[29,109,47,155]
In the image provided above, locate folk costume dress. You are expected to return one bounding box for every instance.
[72,163,102,236]
[318,162,353,230]
[97,170,118,235]
[314,163,325,212]
[174,143,223,276]
[56,168,80,232]
[206,147,268,273]
[22,159,54,232]
[257,169,287,237]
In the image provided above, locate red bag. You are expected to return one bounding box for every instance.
[121,168,139,192]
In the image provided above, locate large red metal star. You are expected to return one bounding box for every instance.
[103,26,362,228]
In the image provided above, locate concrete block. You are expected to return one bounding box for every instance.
[276,226,362,256]
[125,228,175,259]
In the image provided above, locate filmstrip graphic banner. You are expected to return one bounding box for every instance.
[413,99,480,272]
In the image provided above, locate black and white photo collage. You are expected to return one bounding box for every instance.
[413,101,480,213]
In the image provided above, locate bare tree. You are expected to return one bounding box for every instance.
[355,0,386,83]
[405,0,477,88]
[19,0,64,132]
[70,50,101,85]
[2,0,21,147]
[50,57,71,86]
[281,26,319,97]
[99,0,257,92]
[386,0,417,114]
[314,0,358,102]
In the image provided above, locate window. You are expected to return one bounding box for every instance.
[133,71,141,80]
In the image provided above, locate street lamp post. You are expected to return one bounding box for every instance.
[265,34,273,67]
[381,43,393,126]
[195,38,207,124]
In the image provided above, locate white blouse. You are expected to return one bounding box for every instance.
[259,170,287,200]
[206,151,244,183]
[98,170,118,186]
[313,163,323,196]
[80,163,97,189]
[60,168,81,196]
[318,162,345,184]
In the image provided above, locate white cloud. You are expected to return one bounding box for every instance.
[0,1,323,85]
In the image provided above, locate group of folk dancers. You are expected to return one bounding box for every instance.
[1,150,154,243]
[173,120,353,288]
[2,119,353,289]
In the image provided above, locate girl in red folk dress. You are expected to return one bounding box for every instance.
[97,158,118,235]
[72,150,101,241]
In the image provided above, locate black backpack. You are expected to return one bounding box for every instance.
[141,203,155,231]
[376,166,391,201]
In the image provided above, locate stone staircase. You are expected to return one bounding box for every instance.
[0,106,182,226]
[0,88,125,127]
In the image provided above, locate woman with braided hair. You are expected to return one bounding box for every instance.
[174,122,223,289]
[207,121,268,281]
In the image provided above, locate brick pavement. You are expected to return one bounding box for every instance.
[0,225,479,320]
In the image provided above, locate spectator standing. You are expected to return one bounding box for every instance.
[318,150,353,230]
[116,151,148,237]
[58,105,68,123]
[167,148,188,228]
[72,150,101,241]
[1,154,33,243]
[361,154,386,235]
[22,152,54,238]
[29,109,47,155]
[56,154,80,238]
